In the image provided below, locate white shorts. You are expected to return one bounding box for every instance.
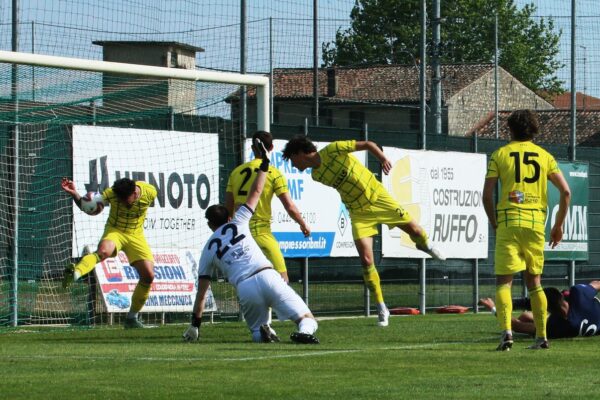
[236,268,310,333]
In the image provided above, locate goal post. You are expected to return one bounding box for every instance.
[0,50,270,132]
[0,50,270,327]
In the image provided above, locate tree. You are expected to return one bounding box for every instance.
[322,0,563,94]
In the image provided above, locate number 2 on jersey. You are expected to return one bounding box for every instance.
[237,167,253,196]
[509,151,540,183]
[208,223,246,259]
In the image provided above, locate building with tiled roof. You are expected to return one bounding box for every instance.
[551,92,600,110]
[468,109,600,146]
[236,63,553,135]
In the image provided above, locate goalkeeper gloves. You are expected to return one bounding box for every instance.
[182,315,201,342]
[253,138,270,172]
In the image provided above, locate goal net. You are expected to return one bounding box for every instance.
[0,50,269,327]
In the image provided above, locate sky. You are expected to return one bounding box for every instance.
[520,0,600,97]
[0,1,599,97]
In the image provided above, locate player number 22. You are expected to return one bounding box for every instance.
[208,223,246,259]
[509,151,540,183]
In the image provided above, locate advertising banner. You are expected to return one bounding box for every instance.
[242,139,361,257]
[94,248,216,313]
[72,125,219,257]
[381,148,488,259]
[544,161,589,260]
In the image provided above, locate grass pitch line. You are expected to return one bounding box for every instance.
[0,340,494,363]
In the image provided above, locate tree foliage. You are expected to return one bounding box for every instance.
[322,0,563,94]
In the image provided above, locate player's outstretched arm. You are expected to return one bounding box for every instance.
[61,177,83,209]
[548,172,571,248]
[224,191,235,219]
[183,278,211,342]
[355,140,392,175]
[278,193,310,237]
[245,138,269,210]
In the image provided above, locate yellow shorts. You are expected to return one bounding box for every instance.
[494,226,545,275]
[253,232,286,274]
[349,191,412,240]
[102,227,154,264]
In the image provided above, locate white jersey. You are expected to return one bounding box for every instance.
[198,204,272,287]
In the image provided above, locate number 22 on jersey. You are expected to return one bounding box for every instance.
[208,223,246,259]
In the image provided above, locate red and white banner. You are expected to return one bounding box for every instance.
[94,248,216,313]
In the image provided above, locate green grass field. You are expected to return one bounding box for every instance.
[1,313,598,399]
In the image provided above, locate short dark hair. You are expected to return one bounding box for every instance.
[205,204,229,228]
[252,131,274,151]
[112,178,136,201]
[544,287,565,316]
[282,135,317,160]
[507,109,539,141]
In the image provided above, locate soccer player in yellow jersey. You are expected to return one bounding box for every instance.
[60,177,158,329]
[483,109,571,350]
[282,136,443,327]
[225,131,310,283]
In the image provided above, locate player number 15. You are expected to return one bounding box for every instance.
[509,151,540,183]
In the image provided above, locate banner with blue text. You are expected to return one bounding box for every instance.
[244,139,361,257]
[94,248,217,313]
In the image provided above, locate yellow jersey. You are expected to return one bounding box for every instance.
[226,158,288,228]
[102,181,157,234]
[486,140,560,231]
[312,140,384,211]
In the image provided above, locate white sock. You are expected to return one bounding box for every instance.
[377,303,388,312]
[298,318,318,335]
[127,312,138,320]
[73,270,82,281]
[491,306,497,316]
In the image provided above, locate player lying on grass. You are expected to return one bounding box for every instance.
[282,136,444,328]
[183,138,319,344]
[479,281,600,339]
[61,177,157,329]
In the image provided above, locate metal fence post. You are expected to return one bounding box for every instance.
[302,117,310,305]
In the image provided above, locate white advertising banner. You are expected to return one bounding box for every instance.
[242,139,361,257]
[381,148,488,259]
[71,125,219,257]
[94,248,216,313]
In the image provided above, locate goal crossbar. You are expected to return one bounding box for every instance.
[0,50,270,131]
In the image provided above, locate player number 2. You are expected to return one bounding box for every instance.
[208,223,246,259]
[509,151,540,183]
[237,167,253,196]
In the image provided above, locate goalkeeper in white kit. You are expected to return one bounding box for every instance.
[182,138,319,344]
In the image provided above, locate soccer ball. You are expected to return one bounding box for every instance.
[81,192,105,215]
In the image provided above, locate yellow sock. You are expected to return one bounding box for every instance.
[410,231,429,249]
[362,264,384,304]
[529,285,548,339]
[495,283,513,331]
[74,253,101,278]
[130,282,151,313]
